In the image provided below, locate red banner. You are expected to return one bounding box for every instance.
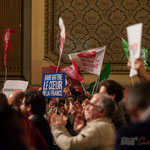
[71,60,84,83]
[50,64,84,83]
[50,65,61,72]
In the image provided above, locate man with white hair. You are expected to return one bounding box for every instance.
[51,93,116,150]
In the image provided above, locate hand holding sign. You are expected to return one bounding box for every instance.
[127,23,143,77]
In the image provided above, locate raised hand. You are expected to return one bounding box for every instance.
[74,113,85,133]
[134,58,145,71]
[74,101,83,113]
[51,113,67,129]
[68,101,83,115]
[47,111,53,123]
[127,57,150,82]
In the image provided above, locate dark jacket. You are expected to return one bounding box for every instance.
[116,115,150,150]
[30,114,53,149]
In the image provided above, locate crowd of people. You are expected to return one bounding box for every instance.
[0,58,150,150]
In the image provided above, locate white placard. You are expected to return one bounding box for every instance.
[127,23,143,77]
[3,80,29,97]
[68,46,106,75]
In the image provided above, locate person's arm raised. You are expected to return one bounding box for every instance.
[128,57,150,82]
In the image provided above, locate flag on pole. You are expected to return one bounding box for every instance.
[56,18,66,72]
[50,65,61,72]
[71,60,84,83]
[121,38,149,69]
[3,28,15,67]
[68,46,106,75]
[62,64,84,83]
[50,64,84,83]
[59,17,66,57]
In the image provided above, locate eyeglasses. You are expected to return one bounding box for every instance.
[86,101,103,110]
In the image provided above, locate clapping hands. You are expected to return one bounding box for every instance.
[51,113,67,129]
[74,113,85,133]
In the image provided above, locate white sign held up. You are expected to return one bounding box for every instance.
[127,23,143,77]
[3,80,29,97]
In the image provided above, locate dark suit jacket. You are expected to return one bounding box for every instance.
[30,114,53,149]
[116,117,150,150]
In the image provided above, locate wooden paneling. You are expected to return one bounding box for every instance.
[0,0,22,80]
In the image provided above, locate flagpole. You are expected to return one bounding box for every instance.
[131,77,134,87]
[95,77,100,93]
[5,67,7,82]
[92,70,101,95]
[80,81,86,92]
[92,82,96,95]
[92,78,98,95]
[56,56,61,73]
[75,70,86,92]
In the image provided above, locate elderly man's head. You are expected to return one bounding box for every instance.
[84,93,116,122]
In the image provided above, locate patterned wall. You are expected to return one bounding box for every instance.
[45,0,150,72]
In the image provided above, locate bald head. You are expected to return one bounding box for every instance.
[8,90,24,108]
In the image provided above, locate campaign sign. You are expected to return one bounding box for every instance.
[42,73,65,98]
[3,80,29,98]
[68,46,106,75]
[127,23,143,77]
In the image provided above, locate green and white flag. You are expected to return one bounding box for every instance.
[86,61,111,94]
[121,38,149,69]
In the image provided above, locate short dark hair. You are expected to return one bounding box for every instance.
[128,82,150,110]
[97,80,123,103]
[0,92,8,107]
[24,90,46,115]
[68,95,76,101]
[57,100,65,107]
